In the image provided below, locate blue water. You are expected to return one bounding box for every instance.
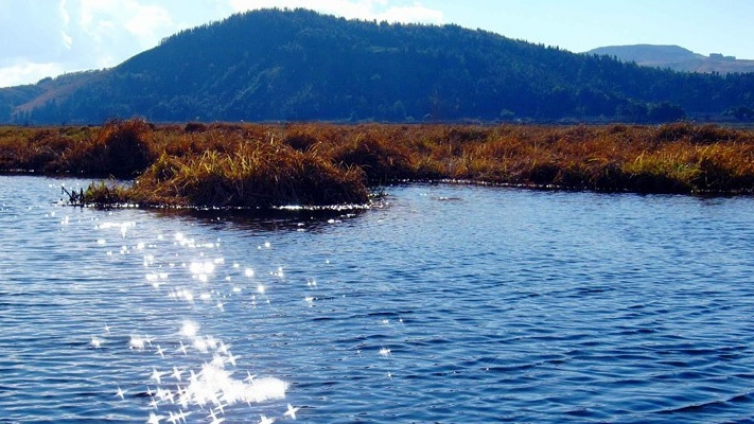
[2,175,754,423]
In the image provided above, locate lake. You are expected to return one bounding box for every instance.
[2,175,754,423]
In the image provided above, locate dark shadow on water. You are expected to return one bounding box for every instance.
[150,207,370,232]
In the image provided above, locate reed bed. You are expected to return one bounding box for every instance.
[2,120,754,208]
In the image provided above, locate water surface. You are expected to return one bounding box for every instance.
[2,176,754,423]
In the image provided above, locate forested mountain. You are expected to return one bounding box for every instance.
[3,8,754,124]
[587,45,754,75]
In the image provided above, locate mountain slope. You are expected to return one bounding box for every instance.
[589,45,704,65]
[588,44,754,74]
[3,9,754,124]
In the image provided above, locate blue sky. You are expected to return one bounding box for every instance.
[1,0,752,88]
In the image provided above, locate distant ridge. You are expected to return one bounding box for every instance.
[587,44,754,74]
[2,9,754,124]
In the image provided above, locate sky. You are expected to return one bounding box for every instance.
[1,0,753,88]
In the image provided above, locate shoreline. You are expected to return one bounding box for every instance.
[3,120,754,208]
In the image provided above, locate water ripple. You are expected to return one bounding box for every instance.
[3,178,754,423]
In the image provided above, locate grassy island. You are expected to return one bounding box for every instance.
[2,119,754,208]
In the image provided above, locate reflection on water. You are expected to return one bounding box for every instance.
[153,206,371,233]
[2,176,754,423]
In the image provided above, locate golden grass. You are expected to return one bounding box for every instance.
[4,120,754,208]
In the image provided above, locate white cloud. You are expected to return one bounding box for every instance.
[62,30,74,50]
[78,0,180,50]
[0,1,69,61]
[60,0,74,50]
[0,0,179,87]
[0,60,67,88]
[0,0,73,87]
[228,0,443,24]
[60,0,70,26]
[123,4,178,47]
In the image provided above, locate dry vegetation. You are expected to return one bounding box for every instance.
[2,119,754,208]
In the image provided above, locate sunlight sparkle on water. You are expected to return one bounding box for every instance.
[146,272,169,289]
[110,321,289,421]
[180,321,199,338]
[285,404,300,420]
[128,335,146,351]
[192,357,285,404]
[83,210,296,422]
[271,266,284,278]
[190,261,215,276]
[258,414,275,424]
[98,221,136,238]
[147,412,164,424]
[90,336,103,348]
[170,288,195,302]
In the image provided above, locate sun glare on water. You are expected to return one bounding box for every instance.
[87,224,298,422]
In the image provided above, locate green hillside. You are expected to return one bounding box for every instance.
[3,8,754,124]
